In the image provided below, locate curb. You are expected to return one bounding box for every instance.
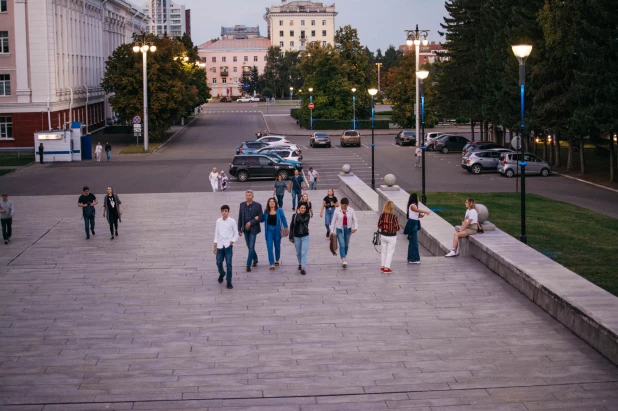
[153,114,201,154]
[555,172,618,194]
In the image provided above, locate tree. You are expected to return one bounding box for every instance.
[250,66,260,94]
[263,47,303,98]
[239,71,251,95]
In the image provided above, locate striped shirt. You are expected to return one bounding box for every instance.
[378,213,400,235]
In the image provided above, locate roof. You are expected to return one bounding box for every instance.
[221,25,261,37]
[197,38,271,50]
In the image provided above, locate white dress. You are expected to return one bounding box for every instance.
[209,172,219,192]
[95,145,102,161]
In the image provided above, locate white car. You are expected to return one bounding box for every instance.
[237,97,257,103]
[256,147,303,161]
[257,136,302,153]
[425,132,444,145]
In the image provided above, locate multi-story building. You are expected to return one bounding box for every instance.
[399,41,448,64]
[221,25,262,40]
[185,9,191,38]
[143,0,186,37]
[264,0,337,52]
[197,38,271,98]
[0,0,148,149]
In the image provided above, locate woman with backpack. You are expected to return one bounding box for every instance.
[103,186,122,240]
[377,200,401,273]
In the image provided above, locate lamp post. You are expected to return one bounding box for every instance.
[351,88,356,130]
[369,88,378,190]
[290,87,293,102]
[299,89,302,107]
[405,25,429,149]
[376,63,383,93]
[133,42,157,152]
[416,70,429,204]
[309,87,313,130]
[512,44,532,244]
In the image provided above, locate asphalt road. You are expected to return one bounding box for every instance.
[2,106,618,218]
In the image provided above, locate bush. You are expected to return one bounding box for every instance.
[290,108,301,119]
[261,87,274,98]
[299,119,390,130]
[456,116,470,124]
[105,126,132,134]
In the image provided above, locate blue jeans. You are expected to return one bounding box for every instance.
[291,189,302,209]
[276,194,284,209]
[294,235,310,267]
[244,230,258,267]
[265,224,281,265]
[106,150,111,161]
[84,216,95,237]
[216,246,233,283]
[324,208,335,232]
[336,227,351,259]
[407,220,420,262]
[309,181,317,190]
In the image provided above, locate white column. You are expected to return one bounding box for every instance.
[415,42,420,148]
[14,0,31,103]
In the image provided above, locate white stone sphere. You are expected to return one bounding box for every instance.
[342,164,351,174]
[383,174,396,187]
[476,203,489,223]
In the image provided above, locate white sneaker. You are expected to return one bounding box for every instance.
[445,250,458,257]
[342,261,348,268]
[409,261,421,264]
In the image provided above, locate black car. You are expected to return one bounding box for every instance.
[395,130,416,146]
[434,135,469,154]
[229,155,296,182]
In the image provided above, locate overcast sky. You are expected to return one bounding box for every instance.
[181,0,448,51]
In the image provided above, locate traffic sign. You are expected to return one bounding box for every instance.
[133,124,142,131]
[308,103,314,109]
[511,136,522,150]
[133,116,141,124]
[134,131,142,137]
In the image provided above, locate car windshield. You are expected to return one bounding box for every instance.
[403,131,415,136]
[344,131,358,136]
[315,133,328,137]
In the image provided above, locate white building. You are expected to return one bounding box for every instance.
[0,0,148,149]
[264,0,337,52]
[143,0,186,37]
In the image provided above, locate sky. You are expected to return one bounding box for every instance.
[181,0,449,51]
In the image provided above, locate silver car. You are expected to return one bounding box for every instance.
[461,148,511,174]
[497,152,552,178]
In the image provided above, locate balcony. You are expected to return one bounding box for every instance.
[220,71,229,77]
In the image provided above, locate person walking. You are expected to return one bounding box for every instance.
[289,169,306,211]
[307,167,319,190]
[263,197,289,270]
[238,190,263,271]
[415,146,422,167]
[273,175,289,208]
[209,167,219,192]
[102,186,122,240]
[105,142,112,161]
[38,143,44,164]
[378,200,401,273]
[256,129,263,138]
[78,186,98,240]
[0,193,14,244]
[320,188,338,237]
[214,204,238,289]
[95,142,103,162]
[404,193,430,264]
[299,193,314,218]
[289,203,310,275]
[218,171,229,192]
[446,198,479,257]
[329,198,358,268]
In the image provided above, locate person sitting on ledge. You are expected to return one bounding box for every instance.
[445,197,479,257]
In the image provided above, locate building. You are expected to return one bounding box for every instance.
[264,0,337,52]
[0,0,148,149]
[197,39,271,98]
[399,41,448,64]
[221,25,262,40]
[143,0,186,37]
[185,9,191,38]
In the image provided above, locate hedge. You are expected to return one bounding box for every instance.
[104,126,132,134]
[290,108,301,119]
[299,119,390,130]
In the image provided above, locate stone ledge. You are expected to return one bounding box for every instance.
[338,174,379,211]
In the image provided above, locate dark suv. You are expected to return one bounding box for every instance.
[229,155,296,182]
[434,135,469,154]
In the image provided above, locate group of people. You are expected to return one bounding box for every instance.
[94,142,113,162]
[255,130,269,138]
[208,167,230,192]
[77,186,123,240]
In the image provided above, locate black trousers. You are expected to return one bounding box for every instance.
[108,215,119,235]
[1,218,11,240]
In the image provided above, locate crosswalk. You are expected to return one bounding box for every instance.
[202,110,262,114]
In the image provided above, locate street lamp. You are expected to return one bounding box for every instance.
[290,87,294,101]
[133,42,156,151]
[405,25,429,149]
[299,89,302,107]
[351,88,357,130]
[308,87,314,130]
[416,70,429,204]
[376,63,383,93]
[512,44,532,244]
[369,88,378,190]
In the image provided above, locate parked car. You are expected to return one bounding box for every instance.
[219,96,232,103]
[395,130,416,146]
[462,141,504,156]
[340,130,361,147]
[256,136,302,153]
[256,147,303,162]
[434,135,470,154]
[461,148,511,174]
[235,141,270,154]
[229,155,296,182]
[237,96,258,103]
[498,152,552,178]
[424,132,444,145]
[310,132,331,148]
[256,152,303,170]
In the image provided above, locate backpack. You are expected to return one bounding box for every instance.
[84,205,96,218]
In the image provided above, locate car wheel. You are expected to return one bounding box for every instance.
[540,167,551,177]
[427,146,434,151]
[237,171,249,182]
[471,164,482,174]
[505,169,515,178]
[441,147,449,154]
[357,143,361,147]
[327,143,331,148]
[396,140,400,145]
[277,170,289,180]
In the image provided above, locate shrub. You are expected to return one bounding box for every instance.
[299,119,390,130]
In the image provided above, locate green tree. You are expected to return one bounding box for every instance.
[239,71,251,95]
[250,66,260,94]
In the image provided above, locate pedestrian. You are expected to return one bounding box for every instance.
[273,174,289,208]
[256,129,263,138]
[307,167,319,190]
[404,193,430,264]
[289,203,310,275]
[329,198,358,268]
[415,146,421,167]
[289,169,306,211]
[299,192,314,218]
[263,130,269,137]
[78,186,98,240]
[95,142,103,162]
[237,190,263,271]
[0,192,14,244]
[378,200,401,273]
[446,198,478,257]
[38,143,44,164]
[105,142,112,161]
[218,170,229,192]
[102,186,122,240]
[319,188,338,237]
[214,204,238,289]
[209,167,219,192]
[263,197,289,270]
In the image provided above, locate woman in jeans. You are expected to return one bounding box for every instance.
[377,200,400,273]
[320,188,338,237]
[289,204,310,275]
[263,197,288,270]
[273,175,289,208]
[329,198,358,268]
[404,193,429,264]
[299,193,314,218]
[445,198,478,257]
[102,186,122,240]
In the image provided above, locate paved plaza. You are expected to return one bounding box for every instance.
[0,191,617,410]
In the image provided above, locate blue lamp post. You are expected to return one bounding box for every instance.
[308,87,313,130]
[352,88,357,130]
[290,87,293,102]
[369,88,378,189]
[416,70,429,204]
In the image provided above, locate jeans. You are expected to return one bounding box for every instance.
[309,181,317,190]
[415,155,421,167]
[336,227,351,259]
[265,224,281,265]
[276,194,284,209]
[244,230,258,267]
[1,218,12,240]
[106,150,111,161]
[294,235,310,267]
[84,215,95,237]
[216,246,233,283]
[407,220,420,262]
[108,216,119,235]
[291,189,302,209]
[380,235,397,268]
[324,208,335,233]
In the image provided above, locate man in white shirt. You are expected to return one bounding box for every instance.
[213,204,239,289]
[308,167,319,190]
[329,198,358,268]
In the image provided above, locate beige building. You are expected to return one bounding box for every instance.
[264,0,337,52]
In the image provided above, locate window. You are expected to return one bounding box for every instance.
[201,57,206,62]
[233,67,238,72]
[322,20,326,25]
[301,30,305,39]
[0,74,9,96]
[254,56,258,62]
[279,30,284,37]
[0,1,6,12]
[210,67,216,73]
[279,20,283,26]
[0,32,8,53]
[0,116,12,139]
[290,41,295,47]
[289,20,293,26]
[222,56,226,62]
[222,78,227,84]
[322,41,327,47]
[301,20,305,26]
[211,57,216,63]
[212,78,217,84]
[301,42,305,47]
[233,56,238,62]
[311,20,315,26]
[290,30,294,37]
[279,41,284,47]
[244,56,248,62]
[322,30,326,36]
[311,30,316,37]
[264,55,268,61]
[259,156,273,166]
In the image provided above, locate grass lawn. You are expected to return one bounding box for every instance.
[119,143,162,154]
[0,169,15,176]
[426,192,618,296]
[0,154,35,167]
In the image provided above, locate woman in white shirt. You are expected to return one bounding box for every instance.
[209,168,219,192]
[329,198,358,268]
[445,198,479,257]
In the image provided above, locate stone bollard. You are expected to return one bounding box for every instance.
[475,203,495,231]
[380,174,400,191]
[340,164,353,176]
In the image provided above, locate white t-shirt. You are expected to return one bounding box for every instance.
[308,170,318,182]
[408,205,419,220]
[465,208,478,225]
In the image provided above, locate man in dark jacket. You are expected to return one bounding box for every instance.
[238,190,263,272]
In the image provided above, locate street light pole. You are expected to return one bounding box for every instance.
[133,42,156,152]
[376,63,382,93]
[351,88,356,130]
[512,44,533,244]
[369,88,378,190]
[290,87,293,102]
[405,25,429,149]
[309,87,313,130]
[417,70,429,204]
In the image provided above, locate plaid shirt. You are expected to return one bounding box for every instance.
[378,213,400,235]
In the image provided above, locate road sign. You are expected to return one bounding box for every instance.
[511,136,522,150]
[134,131,142,137]
[133,116,141,124]
[308,103,314,109]
[133,124,142,131]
